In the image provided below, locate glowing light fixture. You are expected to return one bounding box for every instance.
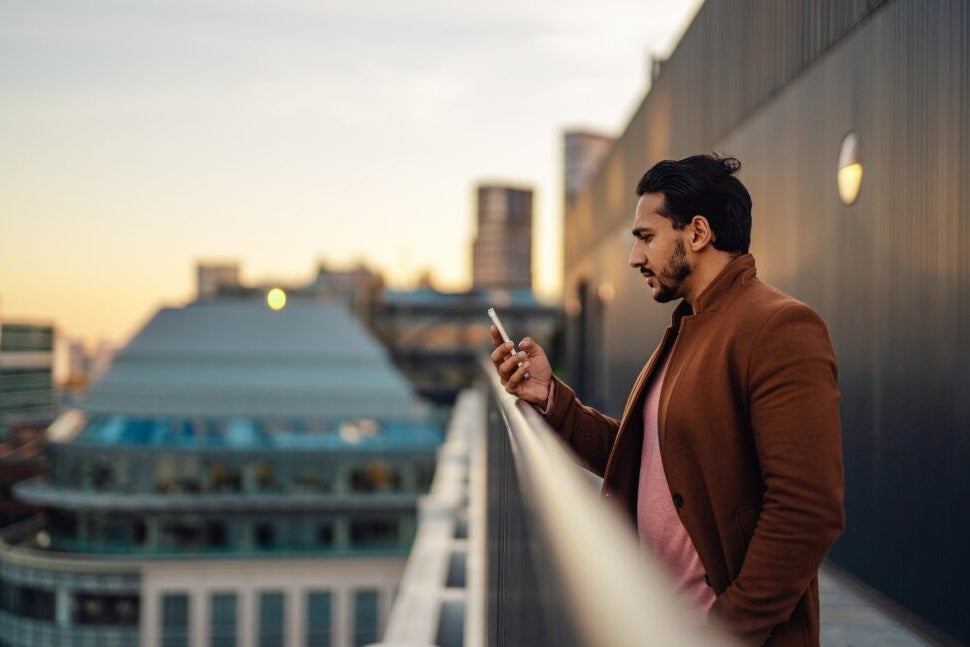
[837,132,863,205]
[266,288,287,311]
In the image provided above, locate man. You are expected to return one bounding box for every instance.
[490,154,844,646]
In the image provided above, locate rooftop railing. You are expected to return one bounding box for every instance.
[379,364,733,646]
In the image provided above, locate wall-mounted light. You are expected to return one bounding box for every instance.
[837,132,863,205]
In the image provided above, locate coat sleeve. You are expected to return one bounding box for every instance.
[710,303,845,644]
[539,376,621,477]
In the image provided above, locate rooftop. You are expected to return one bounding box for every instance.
[81,299,428,421]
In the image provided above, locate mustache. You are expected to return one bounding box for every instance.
[640,268,655,277]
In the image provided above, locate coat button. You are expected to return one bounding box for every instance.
[672,493,684,508]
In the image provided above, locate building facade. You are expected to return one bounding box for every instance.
[561,0,969,641]
[0,322,56,441]
[471,185,533,291]
[373,288,560,407]
[0,321,55,529]
[1,300,440,646]
[563,130,613,204]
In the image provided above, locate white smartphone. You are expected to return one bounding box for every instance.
[488,307,529,378]
[487,307,513,346]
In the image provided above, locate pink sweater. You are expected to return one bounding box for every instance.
[637,352,716,613]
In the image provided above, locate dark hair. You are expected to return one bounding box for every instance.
[635,153,752,254]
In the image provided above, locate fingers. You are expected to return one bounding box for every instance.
[489,340,515,366]
[489,325,506,348]
[500,350,526,375]
[504,356,531,393]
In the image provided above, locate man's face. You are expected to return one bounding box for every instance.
[628,192,692,303]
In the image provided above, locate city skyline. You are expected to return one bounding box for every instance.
[0,0,702,345]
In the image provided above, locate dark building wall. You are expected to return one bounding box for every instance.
[563,0,969,640]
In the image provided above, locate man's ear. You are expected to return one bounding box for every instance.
[688,215,715,251]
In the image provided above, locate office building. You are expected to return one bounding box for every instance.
[0,321,55,530]
[1,299,440,646]
[471,184,533,290]
[0,321,56,441]
[563,130,613,203]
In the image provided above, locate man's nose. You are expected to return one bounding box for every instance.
[629,242,644,268]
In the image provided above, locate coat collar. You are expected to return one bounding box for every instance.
[672,253,757,324]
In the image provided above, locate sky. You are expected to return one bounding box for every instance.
[0,0,702,346]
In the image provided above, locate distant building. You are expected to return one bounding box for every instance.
[196,262,241,301]
[0,321,55,528]
[192,260,561,409]
[61,339,116,396]
[1,300,439,646]
[373,287,561,407]
[563,130,613,203]
[0,321,57,440]
[195,260,384,328]
[471,184,533,290]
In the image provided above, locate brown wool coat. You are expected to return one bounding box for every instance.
[543,254,844,646]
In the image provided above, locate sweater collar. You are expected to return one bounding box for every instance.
[672,253,757,323]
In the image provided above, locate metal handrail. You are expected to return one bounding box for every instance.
[483,361,733,646]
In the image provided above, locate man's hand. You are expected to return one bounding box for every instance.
[489,325,553,406]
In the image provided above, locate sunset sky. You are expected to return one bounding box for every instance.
[1,0,701,346]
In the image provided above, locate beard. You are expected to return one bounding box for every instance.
[652,239,691,303]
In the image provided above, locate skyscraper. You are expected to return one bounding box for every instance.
[563,130,613,203]
[471,184,533,290]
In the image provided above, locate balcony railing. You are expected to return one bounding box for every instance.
[378,364,732,646]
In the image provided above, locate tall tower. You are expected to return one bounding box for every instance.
[471,184,533,290]
[563,130,613,203]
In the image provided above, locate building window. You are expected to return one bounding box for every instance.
[251,461,276,491]
[205,520,228,548]
[210,593,237,647]
[162,519,203,550]
[306,591,332,647]
[0,325,53,351]
[255,522,275,549]
[5,584,55,620]
[349,461,401,492]
[208,463,242,492]
[48,508,78,538]
[353,589,379,647]
[258,591,285,647]
[316,522,334,548]
[161,593,190,647]
[350,518,399,548]
[73,592,139,626]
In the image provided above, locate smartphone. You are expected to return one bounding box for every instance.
[488,307,529,378]
[487,307,513,346]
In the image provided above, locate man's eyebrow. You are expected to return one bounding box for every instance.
[631,226,653,236]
